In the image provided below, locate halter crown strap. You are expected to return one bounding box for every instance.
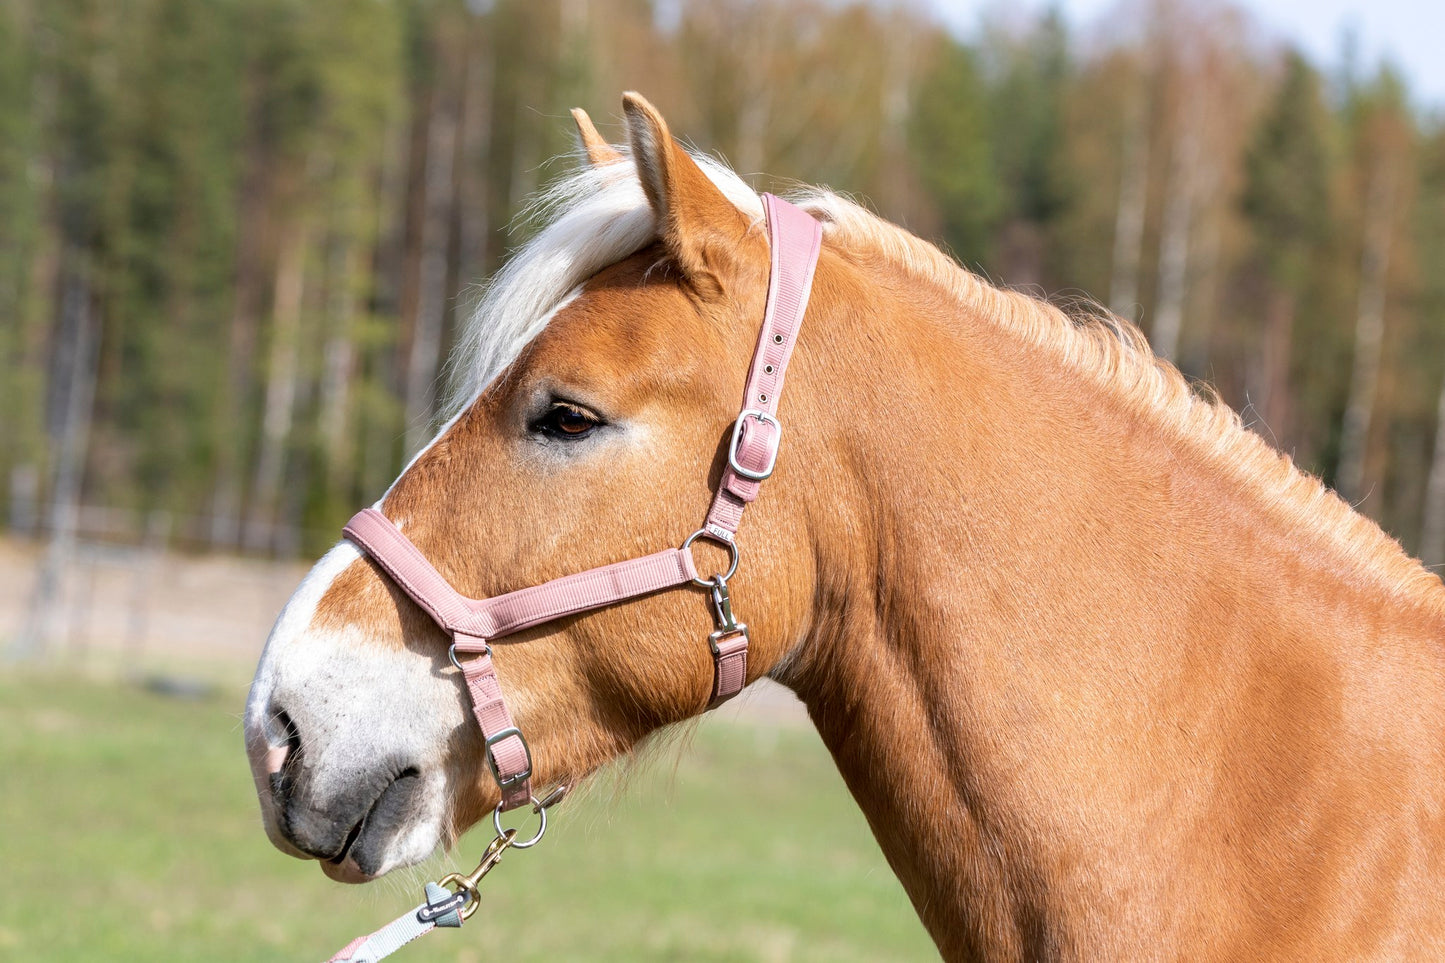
[703,194,822,542]
[339,193,821,812]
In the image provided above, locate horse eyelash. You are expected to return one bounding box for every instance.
[529,400,605,439]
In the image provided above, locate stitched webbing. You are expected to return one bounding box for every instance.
[456,640,531,811]
[463,549,699,638]
[344,510,699,642]
[709,632,749,707]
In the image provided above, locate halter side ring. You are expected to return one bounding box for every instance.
[493,796,548,849]
[682,529,740,587]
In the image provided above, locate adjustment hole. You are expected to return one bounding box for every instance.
[764,365,775,374]
[772,334,784,344]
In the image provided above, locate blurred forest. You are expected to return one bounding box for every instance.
[3,0,1445,568]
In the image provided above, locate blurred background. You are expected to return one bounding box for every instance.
[2,0,1444,958]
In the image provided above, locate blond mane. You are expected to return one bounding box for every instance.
[794,190,1445,613]
[447,151,1444,614]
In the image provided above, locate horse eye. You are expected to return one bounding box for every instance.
[533,402,602,440]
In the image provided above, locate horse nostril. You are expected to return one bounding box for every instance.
[267,708,303,799]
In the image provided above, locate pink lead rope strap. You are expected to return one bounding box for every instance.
[340,193,821,817]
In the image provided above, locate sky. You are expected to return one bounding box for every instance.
[926,0,1445,109]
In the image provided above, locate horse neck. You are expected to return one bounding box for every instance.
[771,259,1445,960]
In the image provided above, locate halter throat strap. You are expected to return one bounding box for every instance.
[341,193,821,811]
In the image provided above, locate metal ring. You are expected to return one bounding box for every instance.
[681,529,740,587]
[493,798,547,849]
[448,641,491,672]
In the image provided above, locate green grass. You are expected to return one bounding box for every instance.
[0,671,935,961]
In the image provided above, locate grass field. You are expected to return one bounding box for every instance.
[0,671,936,962]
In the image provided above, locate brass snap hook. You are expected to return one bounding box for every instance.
[434,828,517,921]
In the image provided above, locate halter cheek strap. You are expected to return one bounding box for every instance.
[341,193,821,812]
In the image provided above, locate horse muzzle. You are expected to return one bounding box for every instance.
[246,700,441,882]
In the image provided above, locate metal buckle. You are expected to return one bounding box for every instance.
[727,409,782,481]
[709,576,740,631]
[709,625,750,655]
[484,726,532,789]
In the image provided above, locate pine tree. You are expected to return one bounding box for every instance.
[909,36,999,268]
[980,10,1073,288]
[1237,52,1333,456]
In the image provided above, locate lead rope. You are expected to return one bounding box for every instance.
[325,787,566,963]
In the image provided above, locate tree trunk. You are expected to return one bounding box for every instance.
[1180,173,1224,379]
[1337,165,1395,504]
[1151,121,1196,362]
[1255,287,1295,444]
[361,113,411,499]
[447,44,494,411]
[403,78,459,456]
[210,100,273,549]
[318,235,357,493]
[12,253,96,659]
[243,213,309,553]
[1419,378,1445,569]
[876,14,915,218]
[506,69,541,215]
[3,10,54,535]
[1109,85,1150,320]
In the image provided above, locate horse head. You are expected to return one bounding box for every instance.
[243,94,823,883]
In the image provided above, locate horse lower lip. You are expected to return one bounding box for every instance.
[321,852,375,885]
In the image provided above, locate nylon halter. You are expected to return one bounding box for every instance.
[341,194,821,814]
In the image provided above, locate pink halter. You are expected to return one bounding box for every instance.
[342,194,822,812]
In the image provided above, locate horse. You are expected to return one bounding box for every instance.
[245,92,1445,960]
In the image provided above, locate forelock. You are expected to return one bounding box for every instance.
[443,149,763,415]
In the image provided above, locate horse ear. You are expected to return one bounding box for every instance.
[622,91,756,290]
[570,108,623,167]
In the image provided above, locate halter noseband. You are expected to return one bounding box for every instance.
[340,194,821,814]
